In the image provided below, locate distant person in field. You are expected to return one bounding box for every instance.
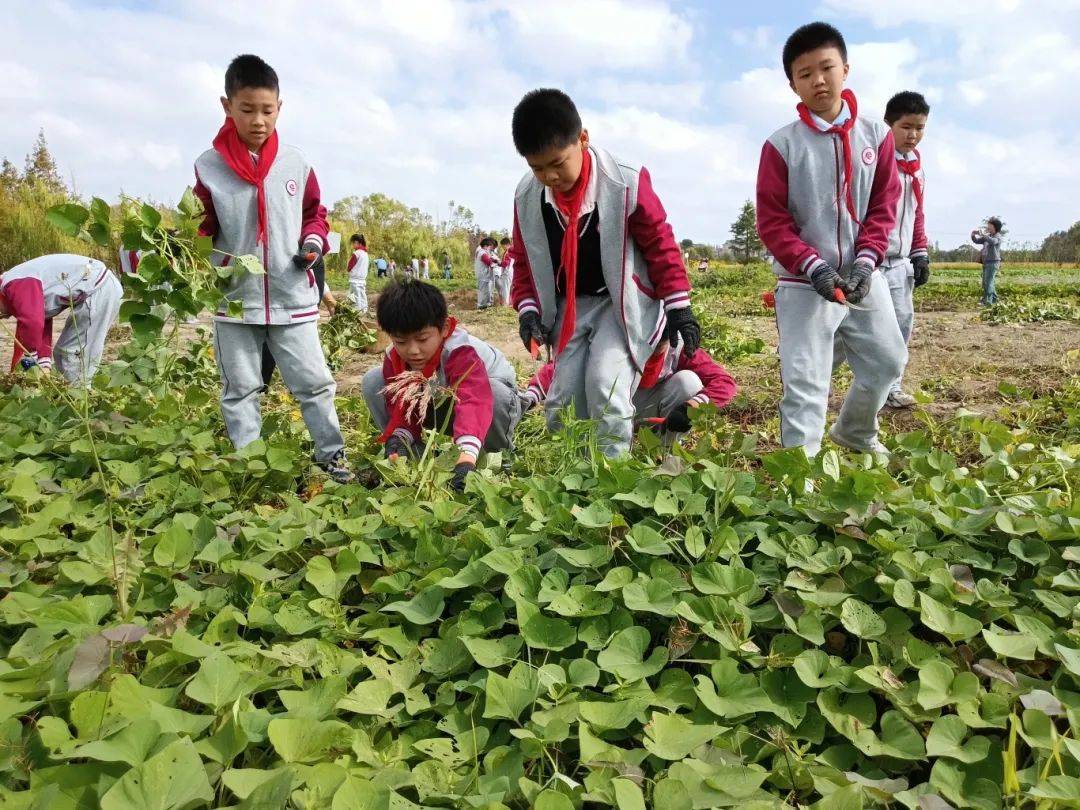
[507,89,698,457]
[192,54,352,483]
[522,336,737,442]
[756,22,903,456]
[0,254,122,385]
[495,236,514,306]
[474,237,498,309]
[880,90,931,408]
[347,233,369,312]
[697,257,709,273]
[388,259,397,277]
[361,279,521,491]
[971,217,1004,306]
[442,251,453,279]
[420,256,431,279]
[375,256,388,278]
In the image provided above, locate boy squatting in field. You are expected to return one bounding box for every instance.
[756,22,905,456]
[522,335,737,440]
[0,254,122,385]
[361,279,521,492]
[192,54,353,484]
[507,89,700,458]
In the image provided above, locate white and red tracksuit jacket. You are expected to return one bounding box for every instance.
[474,246,497,275]
[508,145,691,371]
[193,144,329,325]
[380,324,516,459]
[0,254,113,371]
[756,91,900,286]
[347,247,369,277]
[886,149,928,264]
[523,339,737,410]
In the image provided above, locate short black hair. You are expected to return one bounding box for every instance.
[500,237,511,246]
[350,233,365,247]
[376,279,447,335]
[782,22,847,80]
[479,237,497,248]
[987,216,1003,232]
[225,54,279,98]
[512,89,582,157]
[885,91,930,124]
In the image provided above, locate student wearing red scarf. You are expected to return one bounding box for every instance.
[507,89,697,458]
[192,55,352,483]
[756,23,904,457]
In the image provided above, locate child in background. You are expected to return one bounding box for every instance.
[420,257,431,279]
[375,256,388,278]
[388,259,397,277]
[522,335,736,440]
[496,237,514,306]
[0,254,122,385]
[474,237,498,309]
[361,279,521,491]
[972,217,1003,306]
[442,252,453,280]
[507,89,698,457]
[192,54,352,483]
[756,22,904,456]
[347,233,369,313]
[881,91,931,408]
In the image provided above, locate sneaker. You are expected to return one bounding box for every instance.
[318,450,355,484]
[884,389,916,409]
[829,425,889,455]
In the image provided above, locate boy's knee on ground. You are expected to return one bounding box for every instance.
[668,370,703,403]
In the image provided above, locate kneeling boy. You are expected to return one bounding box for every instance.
[361,279,521,490]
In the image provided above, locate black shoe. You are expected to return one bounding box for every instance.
[318,450,355,484]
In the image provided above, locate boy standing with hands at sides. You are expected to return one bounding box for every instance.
[193,54,353,483]
[756,23,904,456]
[508,89,698,457]
[347,233,369,313]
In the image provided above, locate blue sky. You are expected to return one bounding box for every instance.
[2,0,1077,249]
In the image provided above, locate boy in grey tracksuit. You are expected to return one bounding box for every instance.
[756,22,905,456]
[193,54,352,483]
[971,218,1003,305]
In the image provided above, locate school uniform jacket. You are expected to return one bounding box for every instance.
[525,338,737,409]
[756,102,901,286]
[347,248,369,279]
[381,325,515,459]
[474,246,497,275]
[0,254,114,370]
[508,145,691,371]
[885,149,928,266]
[193,144,329,325]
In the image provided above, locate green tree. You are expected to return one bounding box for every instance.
[728,200,762,264]
[23,129,66,194]
[0,158,19,193]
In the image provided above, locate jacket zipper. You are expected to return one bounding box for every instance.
[833,136,843,269]
[897,175,909,258]
[263,235,270,324]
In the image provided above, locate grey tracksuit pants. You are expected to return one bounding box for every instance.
[476,266,494,308]
[633,370,701,419]
[776,272,907,455]
[883,260,915,394]
[54,272,123,386]
[349,277,368,312]
[547,295,640,458]
[494,271,512,306]
[213,320,345,462]
[360,367,521,452]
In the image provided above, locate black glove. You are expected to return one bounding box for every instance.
[842,258,875,304]
[912,256,930,288]
[292,238,322,271]
[662,403,692,433]
[450,461,475,492]
[664,307,700,357]
[809,263,842,302]
[518,310,547,352]
[384,434,411,460]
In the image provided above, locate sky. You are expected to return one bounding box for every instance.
[2,0,1078,249]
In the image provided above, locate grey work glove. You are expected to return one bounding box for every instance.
[664,306,701,357]
[912,256,930,288]
[809,262,842,302]
[842,257,875,304]
[518,310,547,353]
[292,238,323,271]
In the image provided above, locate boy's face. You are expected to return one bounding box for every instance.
[220,86,282,152]
[525,130,590,193]
[352,241,362,250]
[389,323,450,371]
[986,222,998,235]
[890,113,927,154]
[789,46,849,118]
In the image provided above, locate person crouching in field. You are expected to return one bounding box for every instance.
[880,91,931,408]
[0,254,122,385]
[507,88,699,458]
[522,336,737,442]
[362,279,522,491]
[756,22,904,456]
[972,217,1004,306]
[192,54,353,483]
[474,237,498,309]
[347,233,369,313]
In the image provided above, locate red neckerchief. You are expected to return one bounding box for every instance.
[212,118,279,246]
[551,147,593,356]
[797,89,860,225]
[896,148,923,210]
[639,343,668,390]
[377,317,458,443]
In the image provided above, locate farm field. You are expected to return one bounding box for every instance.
[0,243,1078,808]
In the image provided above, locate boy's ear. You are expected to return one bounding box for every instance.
[842,62,850,81]
[220,96,231,116]
[441,321,454,339]
[579,129,590,149]
[788,79,797,95]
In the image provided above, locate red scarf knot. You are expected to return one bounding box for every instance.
[896,149,923,210]
[797,89,861,226]
[551,147,593,356]
[212,118,279,246]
